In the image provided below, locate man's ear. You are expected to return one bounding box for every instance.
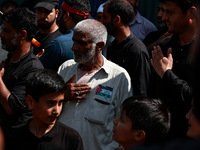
[134,130,146,143]
[63,11,70,23]
[26,95,35,110]
[55,9,59,18]
[113,15,121,24]
[96,41,105,52]
[186,6,197,20]
[18,30,27,41]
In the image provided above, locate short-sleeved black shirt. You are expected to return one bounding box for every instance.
[6,121,84,150]
[33,29,62,55]
[0,49,44,136]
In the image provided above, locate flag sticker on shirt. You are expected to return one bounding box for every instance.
[95,84,113,99]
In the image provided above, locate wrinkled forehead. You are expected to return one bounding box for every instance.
[73,31,93,43]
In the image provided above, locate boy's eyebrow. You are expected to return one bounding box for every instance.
[46,99,65,102]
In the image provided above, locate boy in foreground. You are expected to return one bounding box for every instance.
[6,69,83,150]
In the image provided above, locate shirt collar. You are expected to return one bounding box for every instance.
[43,122,57,138]
[6,48,33,66]
[26,119,57,140]
[99,55,110,75]
[130,10,142,26]
[70,55,110,75]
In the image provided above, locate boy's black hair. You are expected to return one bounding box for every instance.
[26,69,66,101]
[122,96,171,145]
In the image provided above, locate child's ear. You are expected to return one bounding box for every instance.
[134,130,146,143]
[26,95,35,109]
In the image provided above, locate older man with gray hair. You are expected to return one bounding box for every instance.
[58,19,132,150]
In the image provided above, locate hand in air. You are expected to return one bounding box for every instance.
[151,45,173,78]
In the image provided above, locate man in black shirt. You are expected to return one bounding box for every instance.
[7,69,83,150]
[101,0,151,96]
[0,8,44,137]
[150,0,199,139]
[33,0,62,55]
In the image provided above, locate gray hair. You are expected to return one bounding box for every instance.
[74,19,107,44]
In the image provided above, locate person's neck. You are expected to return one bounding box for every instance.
[115,26,131,43]
[79,55,104,73]
[178,23,197,46]
[29,119,54,138]
[9,42,31,64]
[66,19,76,32]
[123,141,144,150]
[40,22,59,34]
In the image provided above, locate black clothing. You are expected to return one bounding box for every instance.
[0,49,44,136]
[143,28,168,48]
[33,29,62,55]
[129,139,200,150]
[151,34,194,139]
[6,121,84,150]
[107,34,151,96]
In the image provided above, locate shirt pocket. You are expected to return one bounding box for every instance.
[84,96,111,125]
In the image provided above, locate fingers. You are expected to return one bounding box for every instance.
[167,47,173,69]
[66,74,76,84]
[73,89,90,100]
[167,47,173,60]
[36,49,45,58]
[70,83,91,97]
[152,46,164,60]
[0,67,5,78]
[65,83,91,101]
[74,88,91,96]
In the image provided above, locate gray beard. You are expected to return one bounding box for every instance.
[74,43,96,64]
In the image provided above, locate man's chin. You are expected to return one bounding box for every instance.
[39,24,51,30]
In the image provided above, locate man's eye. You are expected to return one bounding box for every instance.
[48,101,55,106]
[59,100,64,105]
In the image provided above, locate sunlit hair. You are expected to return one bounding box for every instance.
[26,69,66,102]
[74,19,107,44]
[2,8,37,42]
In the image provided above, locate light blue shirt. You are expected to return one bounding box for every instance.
[129,11,157,41]
[58,56,132,150]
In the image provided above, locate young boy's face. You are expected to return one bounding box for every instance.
[112,111,136,148]
[186,99,200,139]
[30,92,64,126]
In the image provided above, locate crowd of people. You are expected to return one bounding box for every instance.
[0,0,200,150]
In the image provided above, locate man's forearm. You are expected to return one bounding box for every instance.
[0,78,13,115]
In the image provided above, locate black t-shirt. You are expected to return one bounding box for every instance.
[0,49,44,137]
[33,29,62,55]
[143,28,168,47]
[6,121,84,150]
